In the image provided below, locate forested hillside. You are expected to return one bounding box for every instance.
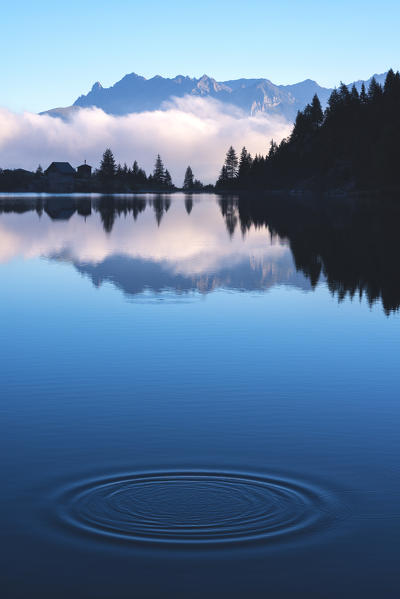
[217,69,400,192]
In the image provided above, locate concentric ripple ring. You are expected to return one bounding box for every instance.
[55,471,338,545]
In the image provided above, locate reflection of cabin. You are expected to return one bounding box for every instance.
[77,161,92,179]
[44,197,76,221]
[44,162,76,192]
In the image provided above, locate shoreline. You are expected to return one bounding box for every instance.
[0,187,399,200]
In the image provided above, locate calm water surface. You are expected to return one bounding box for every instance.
[0,193,399,598]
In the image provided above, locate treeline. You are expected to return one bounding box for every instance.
[96,149,176,191]
[0,149,208,192]
[216,69,400,192]
[96,149,208,192]
[0,168,43,192]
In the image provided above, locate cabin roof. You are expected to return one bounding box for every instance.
[45,162,76,175]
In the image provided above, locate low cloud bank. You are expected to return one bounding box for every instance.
[0,96,291,184]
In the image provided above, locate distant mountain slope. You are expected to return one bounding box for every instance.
[42,71,388,122]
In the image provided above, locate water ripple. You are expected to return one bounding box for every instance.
[54,471,340,545]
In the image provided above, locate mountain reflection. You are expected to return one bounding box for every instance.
[0,193,399,312]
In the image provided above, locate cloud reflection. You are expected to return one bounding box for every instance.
[0,195,312,297]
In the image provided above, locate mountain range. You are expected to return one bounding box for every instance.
[42,71,388,122]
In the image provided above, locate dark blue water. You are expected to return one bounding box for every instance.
[1,194,399,598]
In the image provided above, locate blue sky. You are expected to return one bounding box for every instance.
[1,0,400,112]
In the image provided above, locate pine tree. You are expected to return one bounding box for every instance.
[99,148,116,181]
[268,140,278,159]
[384,68,396,94]
[338,82,351,104]
[164,169,173,188]
[367,77,383,102]
[131,160,147,186]
[310,94,324,128]
[350,84,360,103]
[183,166,194,190]
[132,160,140,178]
[153,154,165,185]
[238,147,252,185]
[224,146,238,180]
[327,88,340,113]
[291,110,308,140]
[193,179,203,190]
[394,71,400,93]
[216,165,229,188]
[138,168,147,183]
[360,83,368,104]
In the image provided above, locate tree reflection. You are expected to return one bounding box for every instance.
[233,194,400,314]
[1,193,400,313]
[184,195,193,215]
[218,196,238,238]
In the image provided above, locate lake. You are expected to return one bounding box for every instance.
[0,193,399,598]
